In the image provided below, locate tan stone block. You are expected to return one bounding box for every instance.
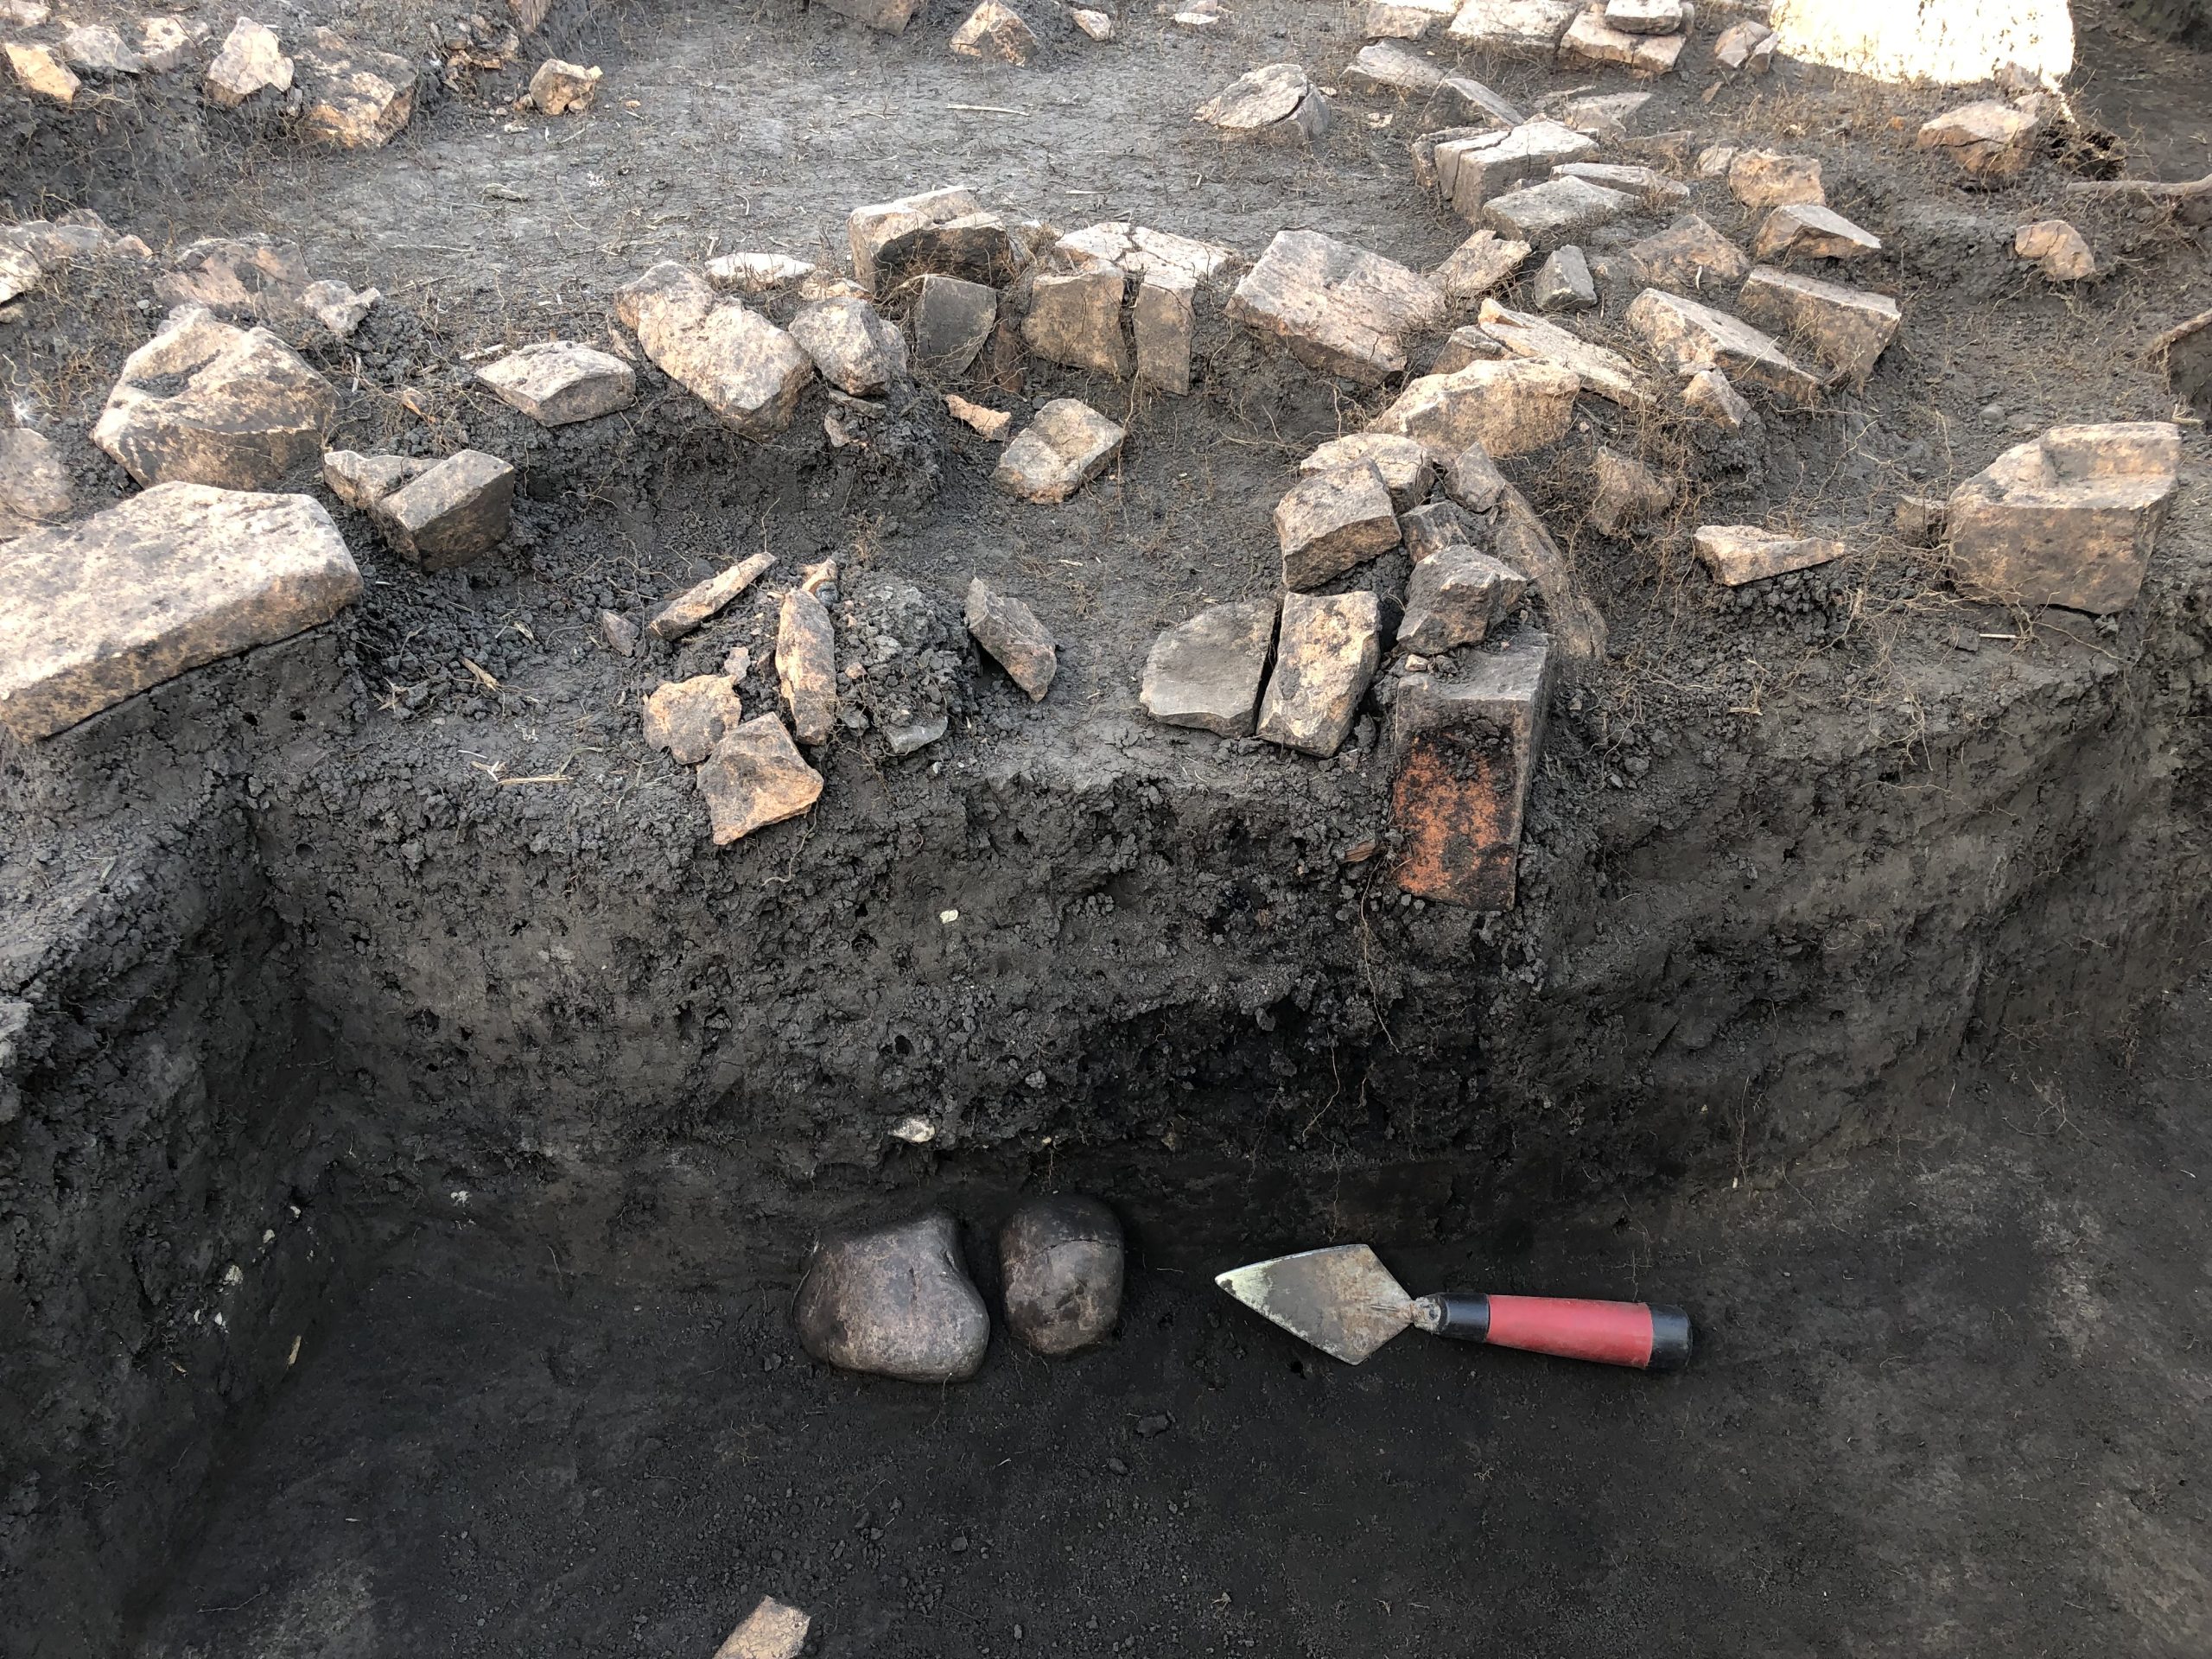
[1477,298,1653,407]
[375,449,514,572]
[0,428,71,522]
[1431,228,1531,302]
[527,57,600,113]
[643,675,744,765]
[790,295,907,395]
[92,307,338,489]
[1727,149,1824,209]
[1275,463,1402,588]
[1133,270,1196,395]
[1587,446,1674,536]
[696,716,823,844]
[713,1597,811,1659]
[1559,7,1686,75]
[1398,545,1529,651]
[0,483,359,740]
[1141,600,1277,734]
[1256,589,1382,757]
[847,188,980,291]
[1680,365,1751,429]
[776,588,838,743]
[993,398,1124,502]
[1751,202,1881,263]
[1023,267,1128,377]
[1227,230,1447,386]
[1624,286,1822,404]
[1736,265,1899,387]
[1389,632,1550,908]
[1196,61,1328,143]
[1369,357,1580,458]
[1300,432,1433,509]
[950,0,1040,63]
[946,393,1012,438]
[1365,0,1457,37]
[1434,119,1596,215]
[1623,213,1751,290]
[477,340,636,425]
[2015,219,2094,281]
[203,16,290,106]
[1483,175,1636,245]
[294,28,415,149]
[966,577,1057,699]
[1917,99,2041,178]
[1447,0,1582,55]
[1692,524,1845,585]
[322,449,428,509]
[8,41,80,103]
[615,262,813,438]
[817,0,923,33]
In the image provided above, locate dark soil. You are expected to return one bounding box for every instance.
[136,978,2212,1657]
[2,0,2209,1653]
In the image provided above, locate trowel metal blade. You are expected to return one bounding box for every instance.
[1214,1243,1419,1365]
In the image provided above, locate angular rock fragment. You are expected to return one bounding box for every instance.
[93,308,337,489]
[1727,149,1824,209]
[1001,1195,1123,1356]
[849,187,981,291]
[1140,599,1277,734]
[1256,589,1382,758]
[1431,228,1530,302]
[2015,219,2094,281]
[478,341,636,426]
[697,715,824,844]
[1680,364,1751,429]
[1441,441,1509,512]
[994,398,1123,503]
[1434,119,1596,216]
[1196,61,1328,143]
[1559,8,1686,75]
[1586,446,1674,535]
[951,0,1040,60]
[946,393,1012,437]
[1484,175,1636,245]
[140,16,209,73]
[1440,73,1526,126]
[795,1213,988,1382]
[790,295,908,396]
[1554,88,1649,139]
[1023,267,1128,377]
[777,587,839,741]
[1072,8,1114,39]
[6,41,79,103]
[1402,499,1481,563]
[1173,0,1223,24]
[1056,221,1239,283]
[0,428,70,523]
[1917,99,2041,179]
[1693,524,1845,585]
[0,244,38,305]
[1624,287,1821,404]
[1894,494,1947,545]
[1370,357,1580,459]
[1713,17,1775,71]
[966,578,1057,700]
[707,252,816,295]
[1533,245,1596,311]
[1604,0,1684,30]
[873,210,1020,294]
[649,550,775,640]
[616,262,813,439]
[1398,546,1529,652]
[155,234,312,321]
[322,449,428,508]
[600,609,639,657]
[1433,324,1503,374]
[1446,0,1583,54]
[712,1598,810,1659]
[818,0,924,29]
[2152,309,2211,419]
[911,274,999,375]
[1389,631,1551,908]
[1623,213,1750,290]
[1751,202,1881,263]
[1946,423,2182,613]
[60,23,143,74]
[376,450,514,571]
[1366,0,1457,36]
[1736,265,1899,388]
[0,0,48,22]
[528,57,600,111]
[1227,230,1445,385]
[1275,463,1401,588]
[294,28,414,148]
[1133,270,1196,395]
[1553,160,1690,207]
[203,16,290,106]
[1497,483,1605,661]
[1477,299,1651,407]
[1301,432,1433,510]
[302,278,378,337]
[1345,40,1444,93]
[0,484,359,740]
[643,674,744,765]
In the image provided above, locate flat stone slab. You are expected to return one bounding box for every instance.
[1023,267,1128,378]
[1947,422,2183,614]
[1693,524,1846,585]
[1370,356,1580,459]
[1301,432,1433,508]
[1196,61,1328,143]
[1140,599,1278,735]
[1133,270,1197,395]
[848,187,981,292]
[1728,149,1825,208]
[1055,221,1240,283]
[1345,40,1445,92]
[476,340,637,426]
[1365,0,1457,37]
[616,263,813,439]
[910,274,999,374]
[1559,7,1686,74]
[1227,229,1445,385]
[994,398,1124,502]
[1276,462,1402,589]
[0,482,359,740]
[967,578,1058,700]
[777,588,838,743]
[1736,265,1900,388]
[1553,160,1688,207]
[1434,119,1597,217]
[92,306,338,489]
[1624,214,1751,290]
[712,1597,810,1659]
[1624,286,1823,404]
[1257,589,1382,758]
[376,449,514,571]
[1389,631,1552,909]
[1478,298,1653,407]
[1484,175,1637,245]
[1917,99,2041,178]
[696,715,824,844]
[1752,202,1882,263]
[1446,0,1582,55]
[1432,228,1532,303]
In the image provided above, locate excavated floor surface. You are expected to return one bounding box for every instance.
[139,976,2212,1657]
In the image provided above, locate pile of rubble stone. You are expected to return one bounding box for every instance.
[0,19,2197,908]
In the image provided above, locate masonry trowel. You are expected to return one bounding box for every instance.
[1216,1243,1691,1371]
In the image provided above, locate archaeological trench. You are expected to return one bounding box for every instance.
[3,0,2211,1652]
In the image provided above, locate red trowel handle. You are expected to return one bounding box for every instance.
[1415,1294,1692,1371]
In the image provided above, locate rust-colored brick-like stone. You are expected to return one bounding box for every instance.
[1389,632,1551,909]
